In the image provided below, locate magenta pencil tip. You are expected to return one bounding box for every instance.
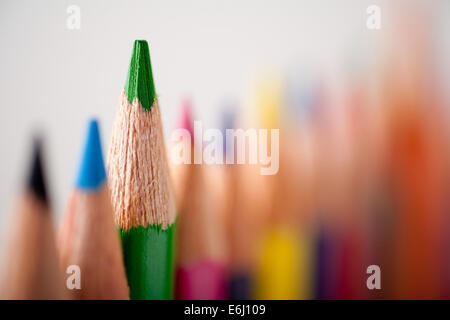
[178,97,194,137]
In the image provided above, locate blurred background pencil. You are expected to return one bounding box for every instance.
[175,100,227,300]
[282,70,318,300]
[59,119,129,299]
[0,138,65,299]
[171,98,195,206]
[108,40,177,300]
[222,108,252,300]
[223,106,271,300]
[252,75,303,300]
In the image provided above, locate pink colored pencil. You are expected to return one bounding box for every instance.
[174,99,227,300]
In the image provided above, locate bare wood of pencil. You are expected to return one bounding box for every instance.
[0,139,66,299]
[176,151,223,272]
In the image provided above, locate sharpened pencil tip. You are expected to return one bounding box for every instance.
[28,137,48,205]
[76,119,106,190]
[124,40,156,111]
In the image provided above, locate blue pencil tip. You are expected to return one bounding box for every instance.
[76,119,106,190]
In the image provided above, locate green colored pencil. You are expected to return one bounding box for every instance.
[107,40,177,300]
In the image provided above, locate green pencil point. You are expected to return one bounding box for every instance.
[124,40,156,111]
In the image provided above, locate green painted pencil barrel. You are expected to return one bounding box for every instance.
[120,224,176,299]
